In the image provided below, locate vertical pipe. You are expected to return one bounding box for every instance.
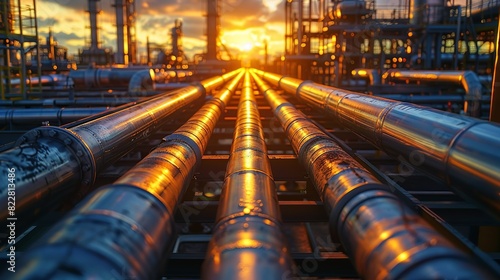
[16,0,27,99]
[251,69,498,279]
[298,0,303,55]
[11,70,245,280]
[491,7,500,123]
[203,71,294,279]
[125,0,136,64]
[207,0,218,60]
[88,0,100,49]
[32,0,42,94]
[114,0,125,64]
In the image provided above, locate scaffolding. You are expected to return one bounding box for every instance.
[0,0,41,99]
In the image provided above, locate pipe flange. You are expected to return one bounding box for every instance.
[16,126,96,198]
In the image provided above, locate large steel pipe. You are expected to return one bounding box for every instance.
[0,98,140,107]
[0,69,241,228]
[69,68,154,91]
[383,70,483,117]
[203,72,294,279]
[0,107,109,126]
[251,70,498,279]
[254,69,500,220]
[11,70,244,279]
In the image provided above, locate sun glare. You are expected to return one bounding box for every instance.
[239,42,254,52]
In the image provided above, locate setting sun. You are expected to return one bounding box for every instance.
[238,42,254,52]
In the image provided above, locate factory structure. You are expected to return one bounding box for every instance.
[0,0,499,278]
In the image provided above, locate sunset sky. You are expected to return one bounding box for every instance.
[29,0,470,62]
[31,0,285,62]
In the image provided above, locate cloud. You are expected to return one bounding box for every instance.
[35,0,285,60]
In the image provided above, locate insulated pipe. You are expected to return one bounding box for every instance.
[0,98,140,107]
[383,70,483,117]
[0,69,241,227]
[203,72,294,279]
[8,74,74,89]
[250,70,498,279]
[0,107,109,126]
[70,68,155,90]
[11,70,244,280]
[255,69,500,220]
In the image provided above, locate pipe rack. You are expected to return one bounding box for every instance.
[11,69,245,279]
[203,71,294,279]
[254,69,500,220]
[0,69,241,227]
[251,70,498,279]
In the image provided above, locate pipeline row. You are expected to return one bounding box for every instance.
[250,70,498,279]
[253,69,500,220]
[0,69,242,228]
[202,72,294,279]
[11,70,245,279]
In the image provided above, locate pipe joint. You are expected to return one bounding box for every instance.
[163,133,203,163]
[16,126,96,196]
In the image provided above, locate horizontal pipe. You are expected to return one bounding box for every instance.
[374,94,491,104]
[251,69,498,279]
[0,69,242,228]
[11,69,245,279]
[255,69,500,220]
[0,108,109,126]
[69,68,154,90]
[383,70,483,117]
[7,74,74,89]
[203,71,294,279]
[0,98,140,107]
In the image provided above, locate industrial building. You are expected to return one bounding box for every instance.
[0,0,499,278]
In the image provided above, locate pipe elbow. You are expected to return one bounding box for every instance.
[128,69,155,95]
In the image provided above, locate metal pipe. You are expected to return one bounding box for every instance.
[251,70,498,279]
[88,0,100,49]
[206,0,218,60]
[128,69,156,94]
[491,10,500,123]
[114,0,126,64]
[0,107,109,126]
[70,68,154,90]
[384,70,483,117]
[255,69,500,220]
[373,94,491,104]
[0,98,140,107]
[0,69,242,227]
[351,68,380,85]
[203,71,294,279]
[8,74,74,89]
[11,69,244,280]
